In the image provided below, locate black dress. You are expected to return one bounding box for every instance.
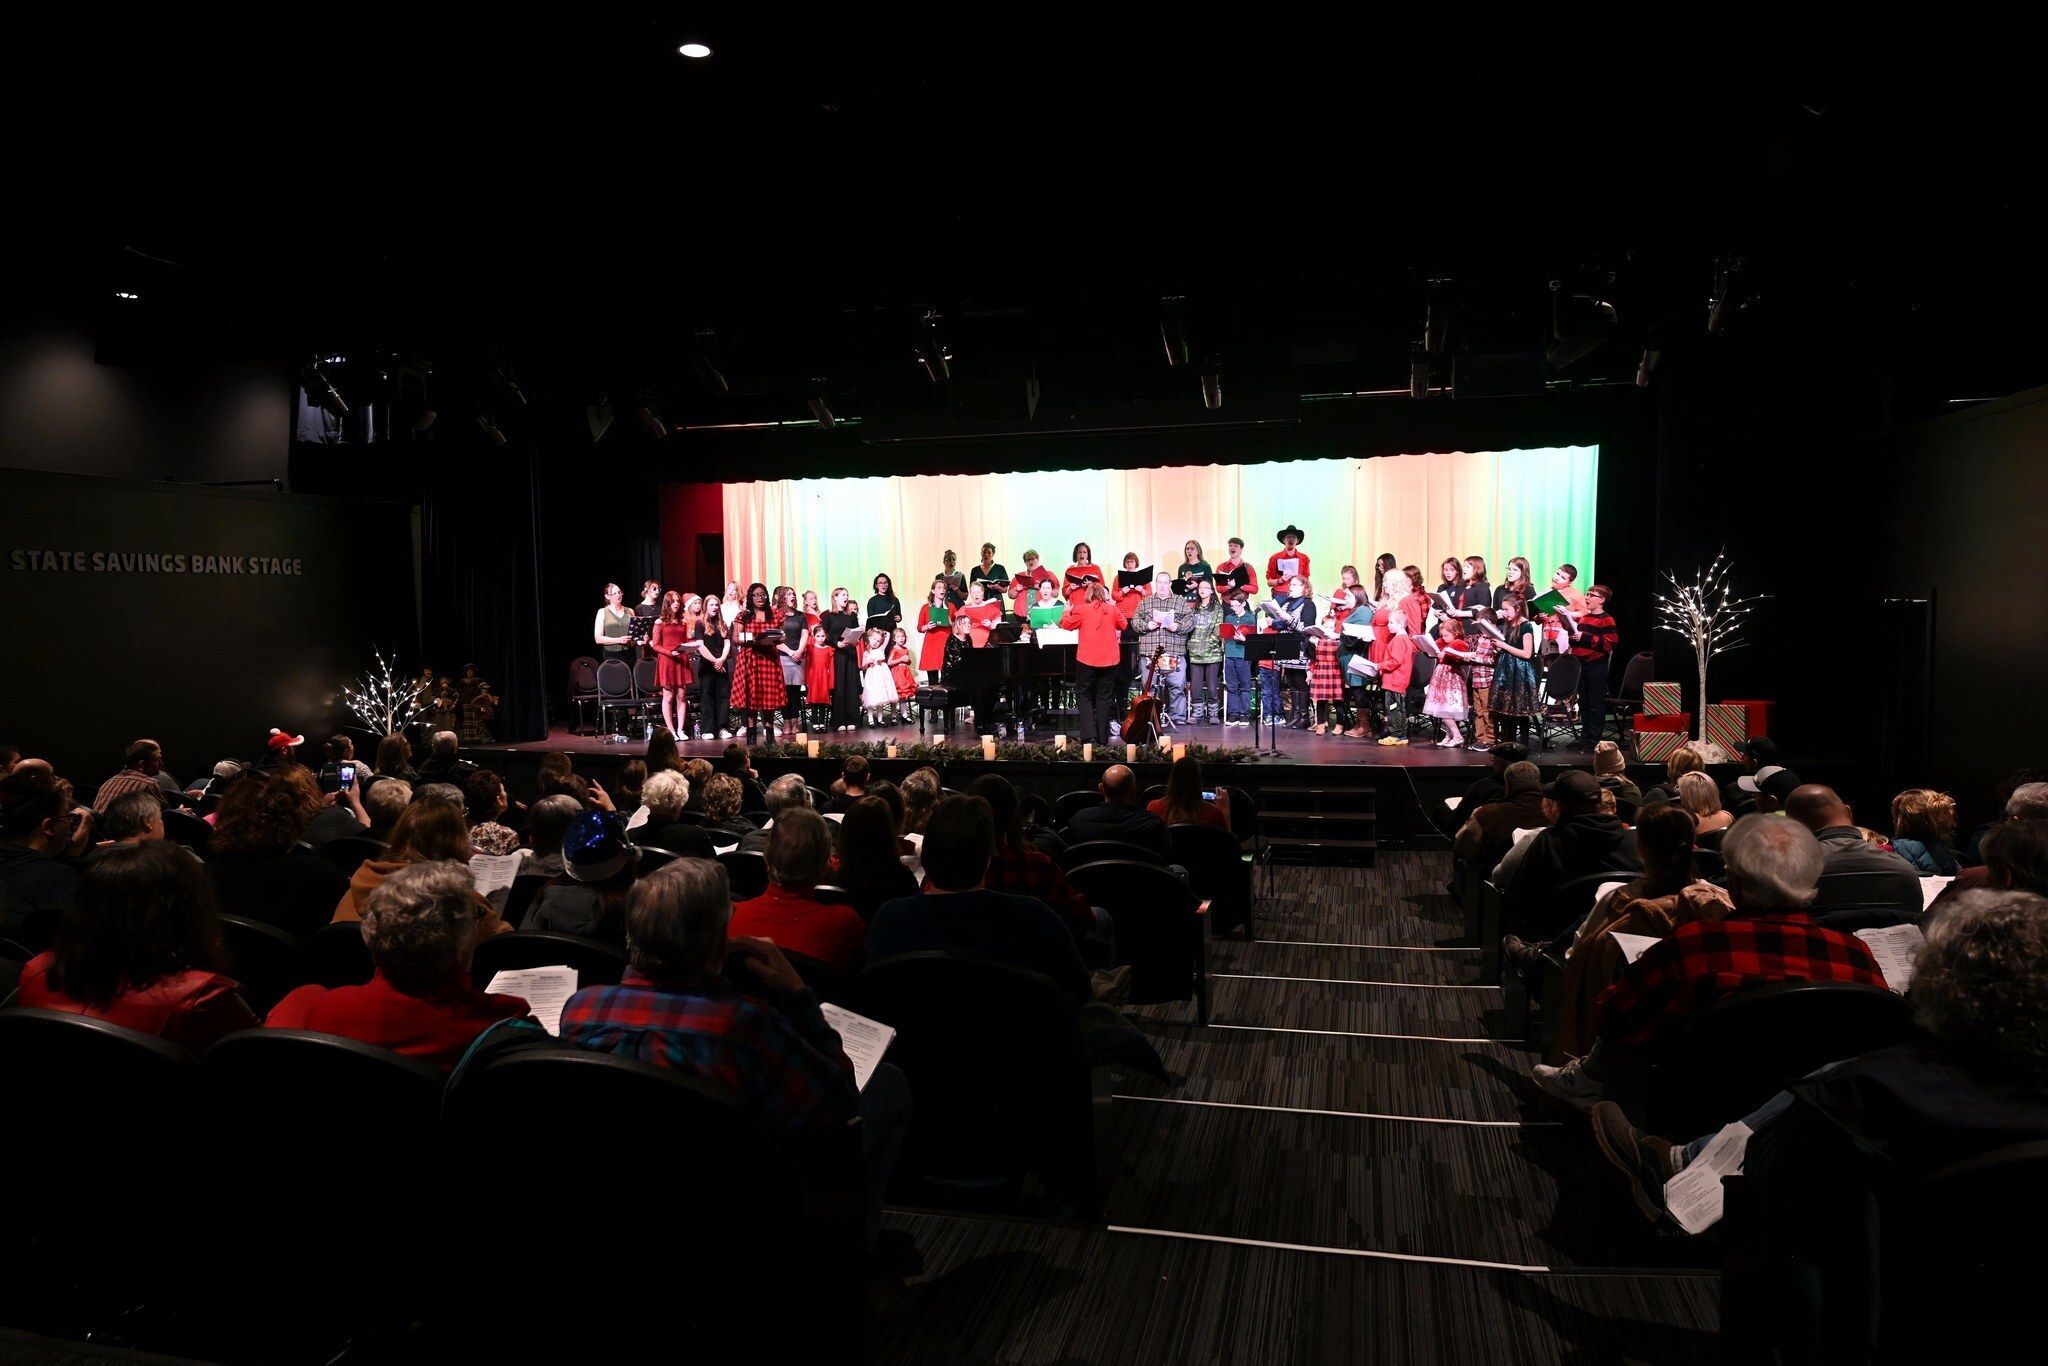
[820,609,863,728]
[865,594,904,634]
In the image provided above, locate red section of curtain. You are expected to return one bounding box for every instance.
[658,483,725,594]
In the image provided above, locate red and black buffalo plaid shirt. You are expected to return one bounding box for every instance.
[1594,910,1889,1050]
[985,840,1098,945]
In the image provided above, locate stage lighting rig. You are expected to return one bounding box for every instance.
[806,378,836,429]
[475,410,508,446]
[1200,357,1222,411]
[1409,344,1432,400]
[1545,272,1619,372]
[300,360,349,418]
[691,328,732,395]
[913,308,953,384]
[635,397,670,439]
[1159,295,1190,367]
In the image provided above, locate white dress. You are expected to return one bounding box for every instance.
[860,645,897,708]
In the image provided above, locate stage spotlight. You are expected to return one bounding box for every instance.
[1635,348,1662,387]
[1159,295,1189,367]
[490,365,528,408]
[1545,277,1619,371]
[1200,364,1222,411]
[301,361,349,419]
[691,329,732,394]
[678,41,712,58]
[475,410,508,446]
[635,402,669,439]
[586,393,614,443]
[112,290,141,302]
[805,379,836,429]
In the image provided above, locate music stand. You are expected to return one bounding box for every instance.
[1243,631,1305,756]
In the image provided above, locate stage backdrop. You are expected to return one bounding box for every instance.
[710,447,1598,601]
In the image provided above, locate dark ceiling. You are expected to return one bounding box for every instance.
[28,17,2046,439]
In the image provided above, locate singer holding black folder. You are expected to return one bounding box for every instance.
[1062,543,1104,605]
[1259,575,1317,728]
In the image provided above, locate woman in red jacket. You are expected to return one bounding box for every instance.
[914,577,952,682]
[1265,524,1312,592]
[1059,579,1130,745]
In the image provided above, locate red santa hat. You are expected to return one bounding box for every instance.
[267,728,305,751]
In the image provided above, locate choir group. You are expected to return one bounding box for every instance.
[591,526,1619,753]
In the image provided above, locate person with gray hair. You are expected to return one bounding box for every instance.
[94,789,165,846]
[730,809,866,975]
[558,857,910,1251]
[266,860,532,1069]
[362,777,412,840]
[1783,782,1923,924]
[1532,814,1889,1110]
[414,782,468,811]
[415,730,476,787]
[739,773,812,855]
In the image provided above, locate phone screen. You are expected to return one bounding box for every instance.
[339,763,356,789]
[1202,790,1216,802]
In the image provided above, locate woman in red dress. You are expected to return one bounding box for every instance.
[650,590,694,738]
[914,577,953,682]
[727,581,788,744]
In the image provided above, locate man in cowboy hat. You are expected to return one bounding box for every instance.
[1264,525,1311,593]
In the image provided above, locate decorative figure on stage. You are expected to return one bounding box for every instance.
[651,590,693,738]
[1266,526,1312,593]
[456,664,498,744]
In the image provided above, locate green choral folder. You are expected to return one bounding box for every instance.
[1526,589,1571,615]
[1028,603,1065,628]
[927,605,951,628]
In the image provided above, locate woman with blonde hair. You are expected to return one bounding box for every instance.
[1676,771,1735,834]
[1891,788,1960,875]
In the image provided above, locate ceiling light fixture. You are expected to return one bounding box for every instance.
[678,42,711,59]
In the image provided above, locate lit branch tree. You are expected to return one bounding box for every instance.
[1654,553,1769,746]
[344,650,425,737]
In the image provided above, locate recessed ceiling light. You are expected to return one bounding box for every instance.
[678,42,711,59]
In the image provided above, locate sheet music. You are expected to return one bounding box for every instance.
[1609,931,1661,964]
[819,1003,897,1092]
[1276,556,1300,578]
[1596,879,1631,907]
[1035,627,1078,645]
[1345,656,1376,676]
[1341,622,1373,642]
[1664,1120,1752,1235]
[486,966,578,1037]
[469,852,525,903]
[1854,922,1926,994]
[1918,876,1953,911]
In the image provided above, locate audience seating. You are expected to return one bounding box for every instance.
[1057,839,1166,871]
[215,914,305,1014]
[1169,823,1253,937]
[741,809,772,828]
[635,846,683,872]
[718,849,770,899]
[300,920,375,988]
[856,952,1101,1215]
[160,806,213,854]
[1224,785,1258,849]
[783,948,852,1006]
[1640,980,1912,1136]
[1066,859,1209,1022]
[319,833,386,877]
[811,883,856,906]
[470,931,627,990]
[1052,790,1103,827]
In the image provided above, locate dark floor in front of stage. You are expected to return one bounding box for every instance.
[870,854,1720,1365]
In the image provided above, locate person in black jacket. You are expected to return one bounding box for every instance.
[635,770,715,858]
[1454,761,1550,876]
[1065,765,1169,855]
[1497,770,1639,940]
[1456,742,1527,813]
[1784,784,1924,925]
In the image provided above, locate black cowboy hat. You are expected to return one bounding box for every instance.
[1275,525,1305,545]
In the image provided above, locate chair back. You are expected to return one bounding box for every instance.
[633,657,659,694]
[1694,826,1728,851]
[204,1027,445,1143]
[742,810,772,828]
[1066,859,1205,1013]
[1053,790,1103,827]
[161,806,213,854]
[1168,823,1252,937]
[855,952,1090,1201]
[1648,980,1912,1134]
[1810,869,1922,921]
[1547,871,1632,931]
[812,884,856,906]
[1543,652,1581,702]
[1617,650,1655,699]
[1691,847,1725,880]
[320,833,387,878]
[635,846,683,872]
[596,659,634,699]
[216,913,308,1013]
[301,920,375,988]
[1142,784,1166,804]
[783,948,852,1006]
[805,786,832,810]
[471,931,627,990]
[568,656,601,694]
[1224,785,1258,844]
[718,849,770,899]
[1057,839,1166,871]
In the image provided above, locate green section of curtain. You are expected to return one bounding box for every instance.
[720,447,1597,599]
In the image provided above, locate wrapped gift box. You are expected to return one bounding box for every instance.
[1633,711,1692,763]
[1705,703,1749,755]
[1722,698,1773,739]
[1642,681,1683,716]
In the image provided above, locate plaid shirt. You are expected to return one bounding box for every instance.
[1134,593,1195,666]
[558,969,857,1139]
[1594,911,1888,1051]
[1468,632,1498,689]
[985,840,1097,944]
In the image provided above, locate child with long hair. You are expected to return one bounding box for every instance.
[1423,618,1475,748]
[889,627,918,723]
[859,627,896,727]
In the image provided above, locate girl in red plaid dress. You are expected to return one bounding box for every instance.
[1307,595,1348,734]
[727,581,789,744]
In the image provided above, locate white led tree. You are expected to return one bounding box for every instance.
[343,650,426,737]
[1654,552,1768,745]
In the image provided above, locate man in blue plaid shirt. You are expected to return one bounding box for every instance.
[560,857,909,1243]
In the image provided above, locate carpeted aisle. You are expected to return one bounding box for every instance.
[872,852,1720,1365]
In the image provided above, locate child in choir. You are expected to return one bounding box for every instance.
[1308,596,1348,734]
[775,613,808,739]
[804,623,836,730]
[1424,618,1476,748]
[800,589,822,629]
[889,627,918,723]
[916,577,953,683]
[859,627,896,726]
[1220,589,1258,726]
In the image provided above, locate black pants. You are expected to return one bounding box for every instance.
[830,653,862,728]
[1075,662,1121,745]
[1578,654,1610,746]
[700,670,730,735]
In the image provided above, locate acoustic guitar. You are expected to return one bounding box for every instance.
[1122,646,1167,745]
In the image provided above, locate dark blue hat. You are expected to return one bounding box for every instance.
[564,810,632,881]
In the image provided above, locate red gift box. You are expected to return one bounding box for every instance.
[1632,713,1691,734]
[1722,699,1772,739]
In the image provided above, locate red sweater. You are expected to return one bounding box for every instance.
[16,953,257,1055]
[266,971,531,1070]
[1062,563,1106,604]
[1265,548,1311,589]
[729,883,870,977]
[1059,597,1130,668]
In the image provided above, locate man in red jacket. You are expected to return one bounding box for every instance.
[1264,524,1311,592]
[1060,580,1130,746]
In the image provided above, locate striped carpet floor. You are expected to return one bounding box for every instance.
[874,851,1720,1364]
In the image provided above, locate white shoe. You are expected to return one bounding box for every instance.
[1531,1059,1605,1112]
[717,730,733,740]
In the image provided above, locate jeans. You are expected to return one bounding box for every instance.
[1075,661,1121,744]
[1258,665,1282,719]
[1224,657,1251,720]
[1083,905,1118,969]
[859,1061,913,1247]
[1578,654,1610,746]
[1186,660,1221,719]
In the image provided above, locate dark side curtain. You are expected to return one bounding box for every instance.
[420,443,549,744]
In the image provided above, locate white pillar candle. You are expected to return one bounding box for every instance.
[982,737,997,760]
[885,743,899,758]
[806,741,820,759]
[1126,743,1138,762]
[1082,743,1094,762]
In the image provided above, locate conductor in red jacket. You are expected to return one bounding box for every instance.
[1060,579,1130,746]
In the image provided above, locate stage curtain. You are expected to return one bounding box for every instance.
[719,447,1597,603]
[420,445,549,743]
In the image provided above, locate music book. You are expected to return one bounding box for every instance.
[1475,618,1508,641]
[1345,656,1376,676]
[1064,568,1103,588]
[1341,621,1373,642]
[486,965,578,1037]
[1116,566,1155,590]
[1526,588,1570,615]
[1411,634,1443,657]
[864,613,896,632]
[1028,603,1066,628]
[1275,556,1301,578]
[839,626,865,646]
[925,605,951,628]
[819,1003,897,1091]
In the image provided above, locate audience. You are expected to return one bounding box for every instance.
[1950,782,2048,892]
[268,860,531,1069]
[615,760,649,824]
[1783,783,1923,922]
[94,790,166,848]
[1454,760,1549,875]
[970,773,1107,960]
[302,773,372,848]
[681,758,714,812]
[558,858,909,1253]
[334,798,507,935]
[0,770,86,935]
[14,842,256,1053]
[1457,742,1528,812]
[645,727,684,776]
[205,766,350,940]
[1890,787,1960,875]
[534,751,577,802]
[830,797,920,922]
[1497,770,1640,939]
[729,810,867,977]
[739,773,813,856]
[415,731,477,787]
[1734,762,1802,816]
[1591,742,1641,817]
[315,733,362,794]
[900,768,942,836]
[1639,745,1705,806]
[1067,764,1169,854]
[1675,771,1735,834]
[91,738,170,813]
[701,773,757,846]
[636,770,716,857]
[362,777,411,841]
[1978,819,2048,895]
[1722,737,1781,816]
[869,795,1092,1005]
[1532,815,1889,1109]
[463,770,522,855]
[823,755,872,813]
[720,742,767,812]
[524,811,640,943]
[504,793,579,927]
[368,732,417,789]
[1148,756,1231,830]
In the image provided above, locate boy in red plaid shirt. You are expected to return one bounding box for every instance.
[1533,816,1888,1110]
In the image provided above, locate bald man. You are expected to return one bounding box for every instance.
[1065,764,1169,854]
[1784,783,1923,926]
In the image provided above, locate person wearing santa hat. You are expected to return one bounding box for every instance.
[261,728,306,770]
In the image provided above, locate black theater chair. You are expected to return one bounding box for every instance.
[1066,858,1208,1022]
[471,931,628,990]
[215,913,305,1014]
